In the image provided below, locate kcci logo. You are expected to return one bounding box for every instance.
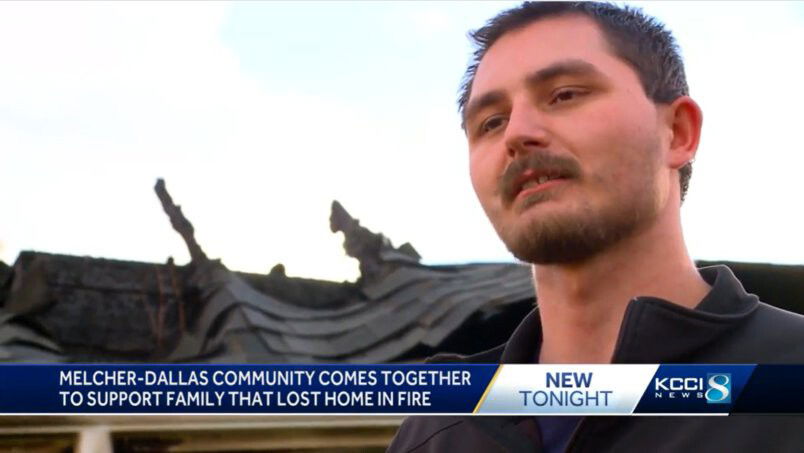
[653,373,732,404]
[705,373,731,404]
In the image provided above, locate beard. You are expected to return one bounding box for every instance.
[492,147,662,265]
[497,185,659,264]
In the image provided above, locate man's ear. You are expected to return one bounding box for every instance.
[664,96,703,170]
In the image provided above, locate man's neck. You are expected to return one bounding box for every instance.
[533,212,711,364]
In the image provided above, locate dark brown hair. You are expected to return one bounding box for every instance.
[459,2,693,201]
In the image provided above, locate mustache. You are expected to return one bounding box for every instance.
[499,152,582,203]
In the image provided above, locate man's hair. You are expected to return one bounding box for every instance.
[459,1,693,201]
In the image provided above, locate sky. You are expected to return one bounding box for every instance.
[1,1,803,282]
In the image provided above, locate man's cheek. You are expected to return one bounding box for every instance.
[469,165,492,200]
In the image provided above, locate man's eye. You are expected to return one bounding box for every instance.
[549,88,586,105]
[479,115,508,135]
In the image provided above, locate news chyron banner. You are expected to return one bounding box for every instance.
[0,364,802,415]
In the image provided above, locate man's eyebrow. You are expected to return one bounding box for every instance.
[463,91,506,130]
[525,59,604,87]
[462,59,604,129]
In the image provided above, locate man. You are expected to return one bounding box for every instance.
[388,2,804,452]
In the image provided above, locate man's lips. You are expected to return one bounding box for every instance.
[515,176,567,201]
[509,169,569,202]
[498,152,582,204]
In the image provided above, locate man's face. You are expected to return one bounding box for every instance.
[465,15,669,264]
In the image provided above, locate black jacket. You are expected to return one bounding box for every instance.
[388,266,804,452]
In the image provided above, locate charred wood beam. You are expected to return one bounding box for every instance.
[330,200,421,284]
[0,260,11,306]
[167,258,186,334]
[330,200,384,281]
[154,179,207,263]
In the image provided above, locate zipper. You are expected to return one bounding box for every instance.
[563,299,640,452]
[564,417,623,453]
[609,298,640,363]
[563,416,587,453]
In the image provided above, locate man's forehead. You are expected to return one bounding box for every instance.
[471,15,615,94]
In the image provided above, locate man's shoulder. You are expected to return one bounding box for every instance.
[388,412,535,453]
[754,301,804,325]
[386,416,470,453]
[387,346,510,452]
[715,302,804,362]
[424,344,506,364]
[749,302,804,342]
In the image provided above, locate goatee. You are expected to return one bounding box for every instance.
[494,151,660,265]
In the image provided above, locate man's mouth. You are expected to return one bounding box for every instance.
[512,170,569,201]
[498,151,582,206]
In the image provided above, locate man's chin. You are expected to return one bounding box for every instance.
[511,190,562,214]
[498,216,613,265]
[507,241,602,265]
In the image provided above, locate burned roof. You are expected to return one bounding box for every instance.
[1,180,803,363]
[0,180,535,363]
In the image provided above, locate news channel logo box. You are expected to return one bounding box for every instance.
[651,373,731,403]
[635,365,753,413]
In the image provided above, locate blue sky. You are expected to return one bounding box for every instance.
[1,2,803,281]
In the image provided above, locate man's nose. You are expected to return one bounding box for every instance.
[504,101,551,159]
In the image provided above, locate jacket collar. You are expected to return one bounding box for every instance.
[499,265,760,364]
